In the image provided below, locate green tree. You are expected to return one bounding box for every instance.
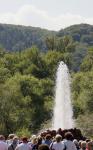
[80,48,93,72]
[46,37,56,51]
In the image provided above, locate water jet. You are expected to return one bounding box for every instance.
[52,61,74,129]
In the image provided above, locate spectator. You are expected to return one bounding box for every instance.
[38,144,50,150]
[63,132,77,150]
[43,134,52,146]
[8,136,18,150]
[0,135,8,150]
[15,137,31,150]
[50,134,64,150]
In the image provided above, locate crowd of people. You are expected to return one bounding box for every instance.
[0,128,93,150]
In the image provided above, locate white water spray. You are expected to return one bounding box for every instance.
[52,61,74,129]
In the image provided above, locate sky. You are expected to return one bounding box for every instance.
[0,0,93,31]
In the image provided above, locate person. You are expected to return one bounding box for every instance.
[73,139,80,150]
[38,144,50,150]
[80,141,86,150]
[63,132,77,150]
[7,134,15,146]
[32,136,42,150]
[15,137,31,150]
[43,134,52,146]
[28,135,37,150]
[50,134,64,150]
[0,135,8,150]
[86,141,93,150]
[8,136,19,150]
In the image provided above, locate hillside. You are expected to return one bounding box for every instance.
[0,23,93,51]
[58,24,93,45]
[0,23,55,51]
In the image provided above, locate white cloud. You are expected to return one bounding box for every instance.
[0,4,93,30]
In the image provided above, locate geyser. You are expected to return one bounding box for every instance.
[52,61,74,129]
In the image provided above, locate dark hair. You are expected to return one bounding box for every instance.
[37,136,42,145]
[0,135,5,140]
[64,132,73,141]
[45,134,51,140]
[22,137,28,142]
[38,144,50,150]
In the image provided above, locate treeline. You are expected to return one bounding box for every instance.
[72,48,93,137]
[58,24,93,45]
[0,23,93,52]
[0,23,92,72]
[0,23,55,51]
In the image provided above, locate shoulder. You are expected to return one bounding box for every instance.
[1,141,8,146]
[17,143,23,147]
[52,142,57,146]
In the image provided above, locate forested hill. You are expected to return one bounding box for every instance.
[0,23,55,51]
[58,24,93,45]
[0,23,93,51]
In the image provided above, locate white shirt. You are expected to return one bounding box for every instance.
[51,141,64,150]
[15,143,31,150]
[0,141,8,150]
[63,140,77,150]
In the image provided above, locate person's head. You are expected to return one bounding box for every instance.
[31,135,37,144]
[45,134,51,140]
[37,136,42,145]
[79,140,83,148]
[0,135,5,141]
[65,132,73,141]
[86,141,93,150]
[8,134,15,140]
[51,130,56,137]
[31,135,36,140]
[13,136,18,144]
[38,144,50,150]
[81,141,86,150]
[22,137,28,143]
[86,139,90,143]
[73,139,79,148]
[55,134,62,143]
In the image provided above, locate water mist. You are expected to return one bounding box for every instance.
[52,61,74,129]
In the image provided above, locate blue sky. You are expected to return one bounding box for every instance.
[0,0,93,30]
